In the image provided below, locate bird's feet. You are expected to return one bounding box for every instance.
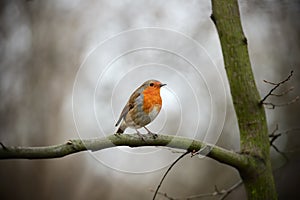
[148,132,158,139]
[135,130,146,141]
[114,132,122,138]
[144,127,158,139]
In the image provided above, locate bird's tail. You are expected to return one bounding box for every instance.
[115,122,126,134]
[116,127,124,134]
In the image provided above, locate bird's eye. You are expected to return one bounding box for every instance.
[150,83,154,87]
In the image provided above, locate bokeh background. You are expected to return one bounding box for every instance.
[0,0,300,199]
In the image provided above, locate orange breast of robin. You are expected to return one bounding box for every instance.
[142,87,162,114]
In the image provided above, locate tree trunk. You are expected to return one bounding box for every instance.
[211,0,277,199]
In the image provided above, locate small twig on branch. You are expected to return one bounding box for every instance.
[269,124,280,145]
[219,180,243,200]
[151,180,243,200]
[269,126,300,144]
[260,70,297,107]
[270,87,294,97]
[269,126,300,161]
[270,143,289,162]
[261,70,294,103]
[152,151,190,200]
[269,125,288,162]
[0,142,7,150]
[263,96,299,109]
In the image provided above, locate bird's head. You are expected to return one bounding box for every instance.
[142,80,166,90]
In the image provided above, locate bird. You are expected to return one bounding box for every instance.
[115,80,166,139]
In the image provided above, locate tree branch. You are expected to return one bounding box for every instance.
[0,134,248,170]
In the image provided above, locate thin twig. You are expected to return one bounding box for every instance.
[263,80,279,85]
[269,124,280,145]
[152,180,243,200]
[270,143,289,162]
[260,70,294,104]
[152,151,190,200]
[263,96,299,109]
[269,127,300,143]
[219,180,243,200]
[269,124,279,136]
[149,190,175,200]
[0,142,7,150]
[270,87,294,97]
[269,126,300,161]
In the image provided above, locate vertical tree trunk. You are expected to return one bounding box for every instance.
[211,0,277,199]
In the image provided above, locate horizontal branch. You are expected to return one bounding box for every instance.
[0,134,248,170]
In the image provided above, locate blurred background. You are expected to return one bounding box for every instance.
[0,0,299,199]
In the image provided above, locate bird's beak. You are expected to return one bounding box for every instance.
[160,83,167,87]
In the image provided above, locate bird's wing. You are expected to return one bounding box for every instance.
[115,91,141,127]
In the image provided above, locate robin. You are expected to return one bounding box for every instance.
[115,80,166,139]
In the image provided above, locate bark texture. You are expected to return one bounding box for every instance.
[211,0,277,199]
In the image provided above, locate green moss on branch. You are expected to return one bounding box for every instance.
[211,0,277,199]
[0,134,248,170]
